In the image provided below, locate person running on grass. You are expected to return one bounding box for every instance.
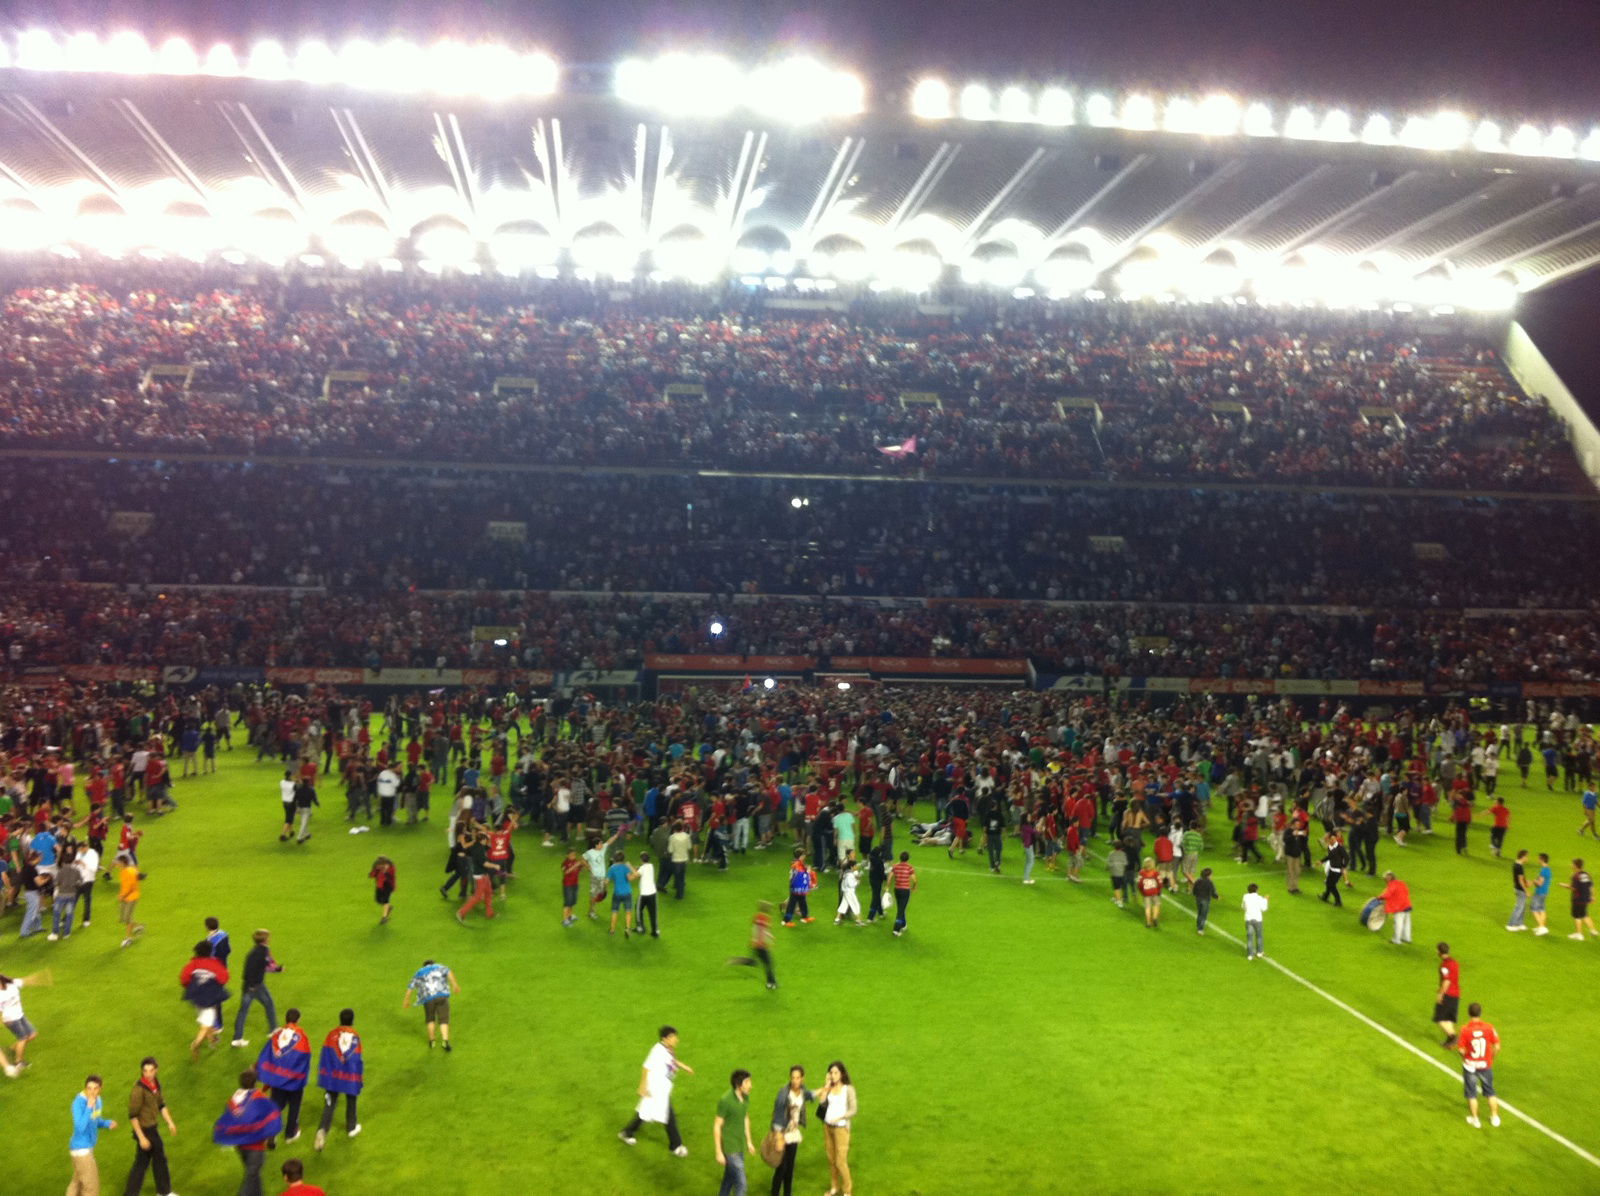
[402,960,461,1051]
[727,900,778,990]
[1561,858,1597,939]
[368,856,396,925]
[179,941,230,1060]
[0,969,50,1076]
[1136,857,1164,929]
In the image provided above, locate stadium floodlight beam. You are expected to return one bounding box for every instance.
[294,40,339,86]
[616,52,740,116]
[1473,120,1505,153]
[958,83,993,121]
[708,620,725,637]
[1121,94,1156,130]
[747,58,864,121]
[1359,112,1394,146]
[1243,101,1275,137]
[203,43,240,77]
[248,39,291,81]
[1508,123,1544,155]
[1582,128,1600,161]
[911,78,953,120]
[997,85,1032,122]
[1319,108,1355,142]
[1283,106,1318,139]
[1084,93,1116,127]
[1036,87,1074,126]
[156,36,198,75]
[1543,126,1577,158]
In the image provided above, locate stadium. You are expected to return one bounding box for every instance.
[0,13,1598,1195]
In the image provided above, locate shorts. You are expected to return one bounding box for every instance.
[589,876,605,899]
[422,997,450,1024]
[197,1007,218,1029]
[1462,1067,1496,1099]
[1531,893,1548,912]
[951,817,967,841]
[1433,996,1460,1024]
[374,887,393,904]
[611,894,634,912]
[562,884,579,906]
[5,1016,35,1040]
[1573,902,1590,920]
[1143,894,1162,912]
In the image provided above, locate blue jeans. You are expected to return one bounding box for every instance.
[1507,890,1528,928]
[1195,898,1211,931]
[718,1149,747,1196]
[19,890,43,937]
[1022,845,1035,882]
[51,895,77,937]
[233,984,278,1041]
[1246,919,1264,956]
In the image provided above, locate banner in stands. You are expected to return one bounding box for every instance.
[567,669,642,689]
[471,626,519,642]
[831,656,1028,676]
[64,665,160,682]
[265,667,365,685]
[1521,681,1600,698]
[109,511,155,537]
[485,521,527,542]
[644,654,816,672]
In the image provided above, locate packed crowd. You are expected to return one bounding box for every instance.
[6,461,1597,610]
[4,583,1600,682]
[0,273,1572,489]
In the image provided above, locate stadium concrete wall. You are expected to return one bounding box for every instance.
[1504,320,1600,489]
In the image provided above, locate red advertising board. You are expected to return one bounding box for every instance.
[1357,681,1427,697]
[1187,678,1276,694]
[265,667,364,685]
[645,655,815,672]
[1522,681,1600,698]
[831,657,1028,676]
[63,665,160,682]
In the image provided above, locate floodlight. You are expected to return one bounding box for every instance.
[1473,120,1504,153]
[1542,126,1577,157]
[1121,94,1156,130]
[103,31,154,74]
[377,39,426,90]
[336,39,385,90]
[1035,254,1097,294]
[879,249,942,291]
[1036,87,1074,126]
[748,58,864,122]
[624,53,740,117]
[837,681,851,690]
[1581,129,1600,161]
[1084,93,1115,127]
[1319,109,1354,141]
[1283,107,1318,139]
[63,33,109,73]
[0,206,60,252]
[426,39,477,95]
[493,638,508,647]
[1508,123,1543,155]
[571,231,637,277]
[203,43,240,77]
[247,40,291,81]
[997,86,1032,122]
[1195,94,1242,137]
[470,44,525,100]
[1430,111,1471,151]
[789,496,804,509]
[156,37,199,76]
[16,29,62,72]
[959,83,994,121]
[762,677,776,690]
[709,620,725,636]
[293,40,339,86]
[1359,113,1394,146]
[654,238,721,283]
[322,221,395,263]
[414,225,478,265]
[490,229,558,270]
[1163,97,1197,134]
[231,214,307,261]
[1456,271,1518,312]
[520,53,559,97]
[911,78,952,120]
[1242,102,1275,137]
[826,248,869,281]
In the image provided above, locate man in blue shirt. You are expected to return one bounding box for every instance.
[1579,788,1598,838]
[607,852,638,938]
[1532,852,1554,936]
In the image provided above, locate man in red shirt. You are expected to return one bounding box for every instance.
[1451,792,1473,856]
[1380,871,1413,945]
[1456,1002,1502,1128]
[1487,798,1511,858]
[279,1156,326,1194]
[856,801,875,858]
[1434,942,1461,1047]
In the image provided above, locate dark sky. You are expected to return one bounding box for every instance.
[9,0,1600,404]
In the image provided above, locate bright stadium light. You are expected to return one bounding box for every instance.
[375,38,426,90]
[1036,87,1074,126]
[837,681,851,690]
[1455,270,1518,311]
[1473,120,1504,153]
[63,32,109,73]
[959,83,994,121]
[155,36,199,75]
[616,53,740,116]
[426,39,477,94]
[490,229,558,270]
[1359,112,1395,146]
[1163,96,1198,134]
[1243,101,1275,137]
[1121,93,1156,130]
[16,29,63,72]
[1582,128,1600,161]
[997,85,1032,122]
[202,43,240,77]
[1319,108,1355,142]
[911,78,953,120]
[414,224,478,266]
[322,221,395,263]
[748,58,864,121]
[1283,106,1318,139]
[520,52,559,96]
[1084,93,1116,127]
[335,39,386,90]
[762,677,776,690]
[708,620,725,636]
[1508,123,1543,155]
[1194,94,1242,136]
[293,40,339,86]
[1542,125,1577,157]
[247,40,291,81]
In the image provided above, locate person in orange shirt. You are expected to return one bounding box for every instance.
[1456,1002,1501,1129]
[1380,871,1413,945]
[117,853,147,948]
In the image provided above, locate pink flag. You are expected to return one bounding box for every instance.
[878,436,917,456]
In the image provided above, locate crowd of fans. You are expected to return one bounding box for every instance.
[2,583,1599,682]
[3,461,1597,610]
[0,272,1573,489]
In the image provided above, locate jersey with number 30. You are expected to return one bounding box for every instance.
[1459,1020,1500,1072]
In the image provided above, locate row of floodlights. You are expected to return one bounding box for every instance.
[3,31,1599,157]
[910,80,1600,161]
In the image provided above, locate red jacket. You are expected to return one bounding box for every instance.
[1381,879,1412,913]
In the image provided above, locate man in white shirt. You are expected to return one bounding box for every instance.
[618,1025,694,1155]
[1242,883,1269,961]
[75,844,100,930]
[636,852,660,938]
[375,768,400,827]
[278,771,297,842]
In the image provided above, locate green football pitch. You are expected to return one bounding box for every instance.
[4,736,1598,1196]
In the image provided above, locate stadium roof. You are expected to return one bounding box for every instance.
[5,35,1600,306]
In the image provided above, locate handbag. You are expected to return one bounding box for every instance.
[759,1129,786,1168]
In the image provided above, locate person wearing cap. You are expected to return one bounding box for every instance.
[125,1055,179,1196]
[1380,871,1413,944]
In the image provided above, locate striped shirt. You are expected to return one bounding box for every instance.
[891,861,916,890]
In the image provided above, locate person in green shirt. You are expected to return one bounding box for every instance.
[1180,824,1205,891]
[714,1069,755,1196]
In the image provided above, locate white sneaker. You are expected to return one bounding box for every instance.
[286,1131,301,1143]
[672,1145,688,1157]
[313,1130,327,1151]
[1490,1114,1501,1127]
[46,934,58,942]
[1466,1115,1481,1128]
[1569,932,1586,940]
[231,1039,250,1048]
[1534,927,1549,936]
[618,1132,636,1146]
[1506,925,1528,932]
[347,1124,362,1138]
[1,1063,15,1078]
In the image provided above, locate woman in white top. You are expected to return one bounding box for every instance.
[768,1065,813,1196]
[816,1060,858,1196]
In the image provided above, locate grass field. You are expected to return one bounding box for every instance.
[3,735,1599,1196]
